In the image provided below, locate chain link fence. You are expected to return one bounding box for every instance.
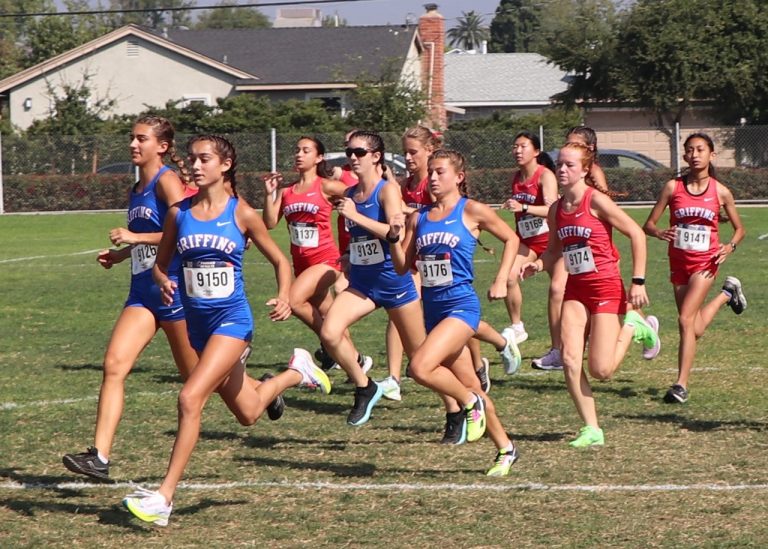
[2,125,767,213]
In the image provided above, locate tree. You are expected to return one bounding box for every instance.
[345,72,426,131]
[488,0,546,53]
[195,2,271,29]
[539,0,619,105]
[105,0,194,29]
[321,13,347,27]
[24,1,109,66]
[446,10,489,51]
[0,0,53,77]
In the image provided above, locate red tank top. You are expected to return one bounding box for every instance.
[281,177,339,263]
[555,187,620,281]
[339,165,357,186]
[511,164,550,247]
[668,177,720,261]
[183,185,199,198]
[401,175,431,209]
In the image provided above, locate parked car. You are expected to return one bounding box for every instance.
[547,149,665,170]
[324,152,408,179]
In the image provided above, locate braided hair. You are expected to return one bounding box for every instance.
[187,135,239,197]
[297,136,334,178]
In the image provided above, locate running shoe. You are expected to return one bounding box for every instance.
[506,323,528,344]
[531,348,563,370]
[347,379,383,426]
[314,346,337,371]
[122,486,172,527]
[379,375,402,401]
[259,373,286,421]
[62,447,110,481]
[345,354,374,383]
[624,310,660,359]
[486,444,520,477]
[500,327,522,375]
[642,315,661,360]
[440,411,467,445]
[465,393,487,442]
[663,384,689,404]
[288,348,331,394]
[569,425,604,448]
[722,276,747,314]
[476,357,491,393]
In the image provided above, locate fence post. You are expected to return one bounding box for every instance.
[0,131,4,215]
[270,128,277,201]
[539,125,544,152]
[674,122,681,175]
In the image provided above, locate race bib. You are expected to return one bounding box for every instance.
[289,222,319,248]
[183,260,234,299]
[517,214,549,239]
[131,244,157,275]
[674,224,711,252]
[349,236,385,265]
[416,253,453,287]
[563,243,597,275]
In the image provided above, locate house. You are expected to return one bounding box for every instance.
[0,5,448,130]
[444,51,570,123]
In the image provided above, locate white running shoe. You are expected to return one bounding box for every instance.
[122,486,172,527]
[532,348,563,370]
[379,375,402,401]
[506,323,528,344]
[289,348,332,394]
[642,315,661,360]
[500,327,522,375]
[360,355,373,375]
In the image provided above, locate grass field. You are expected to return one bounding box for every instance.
[1,207,767,547]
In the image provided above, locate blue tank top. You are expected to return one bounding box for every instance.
[414,197,477,299]
[174,196,247,312]
[345,179,396,274]
[126,165,178,279]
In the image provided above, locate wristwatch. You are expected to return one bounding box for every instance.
[522,203,529,213]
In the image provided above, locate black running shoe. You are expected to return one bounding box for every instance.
[259,373,285,421]
[475,357,491,393]
[347,379,383,426]
[722,276,747,315]
[663,384,689,404]
[314,346,337,371]
[62,447,110,481]
[440,411,467,445]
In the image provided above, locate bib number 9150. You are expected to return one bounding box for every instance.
[183,261,235,298]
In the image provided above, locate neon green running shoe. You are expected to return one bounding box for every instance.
[122,487,172,526]
[624,310,659,353]
[289,348,332,394]
[569,425,604,448]
[465,393,487,442]
[486,444,519,477]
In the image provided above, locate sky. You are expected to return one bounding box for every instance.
[53,1,504,29]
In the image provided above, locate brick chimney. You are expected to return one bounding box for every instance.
[419,4,446,129]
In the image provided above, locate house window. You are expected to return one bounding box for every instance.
[180,94,211,108]
[306,93,345,115]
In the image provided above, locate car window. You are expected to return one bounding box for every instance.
[598,154,619,168]
[615,155,647,170]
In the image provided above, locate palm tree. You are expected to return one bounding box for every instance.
[447,10,490,51]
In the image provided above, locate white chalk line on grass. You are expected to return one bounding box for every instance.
[0,248,102,264]
[1,479,767,493]
[0,390,174,411]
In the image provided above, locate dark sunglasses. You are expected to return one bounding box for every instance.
[345,147,372,158]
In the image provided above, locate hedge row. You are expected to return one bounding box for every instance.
[4,167,767,213]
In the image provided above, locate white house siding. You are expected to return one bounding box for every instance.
[9,36,238,130]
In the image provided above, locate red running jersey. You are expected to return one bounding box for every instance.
[555,187,620,282]
[511,164,550,251]
[281,176,339,266]
[401,175,432,209]
[667,177,720,263]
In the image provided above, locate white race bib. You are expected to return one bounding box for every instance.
[517,214,549,239]
[416,253,453,287]
[563,243,597,275]
[131,244,157,275]
[183,261,235,299]
[349,236,385,265]
[674,224,711,252]
[289,222,319,248]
